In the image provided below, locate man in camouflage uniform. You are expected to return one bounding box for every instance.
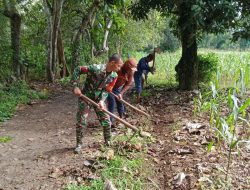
[72,54,123,153]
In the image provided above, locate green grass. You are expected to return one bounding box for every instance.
[64,133,154,190]
[0,81,48,122]
[141,90,151,98]
[56,76,71,86]
[65,155,148,190]
[132,51,181,87]
[130,49,250,89]
[0,136,12,143]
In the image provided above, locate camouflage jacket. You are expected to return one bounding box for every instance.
[72,64,117,102]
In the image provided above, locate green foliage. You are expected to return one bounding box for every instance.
[207,141,214,152]
[232,0,250,40]
[20,1,47,80]
[141,90,151,97]
[131,50,250,89]
[132,51,181,87]
[65,155,145,190]
[198,53,219,84]
[130,0,243,36]
[0,0,249,84]
[0,136,12,143]
[66,181,103,190]
[57,77,71,86]
[159,29,180,52]
[0,14,11,83]
[194,62,250,180]
[64,127,155,190]
[130,0,249,90]
[0,80,48,122]
[64,148,149,189]
[65,155,144,189]
[109,10,170,55]
[199,33,250,50]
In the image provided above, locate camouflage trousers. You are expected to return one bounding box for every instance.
[76,97,111,146]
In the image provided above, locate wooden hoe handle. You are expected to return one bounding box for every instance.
[80,94,138,132]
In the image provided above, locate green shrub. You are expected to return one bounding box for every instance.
[57,76,71,86]
[0,80,48,122]
[198,53,219,84]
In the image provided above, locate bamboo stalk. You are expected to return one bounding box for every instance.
[79,94,138,132]
[110,92,150,117]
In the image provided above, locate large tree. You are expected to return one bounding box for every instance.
[43,0,64,82]
[2,0,22,79]
[131,0,245,90]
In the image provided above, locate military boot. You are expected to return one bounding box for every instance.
[104,127,112,147]
[74,126,84,154]
[74,144,82,154]
[105,139,112,147]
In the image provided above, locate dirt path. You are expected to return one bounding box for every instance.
[0,88,104,190]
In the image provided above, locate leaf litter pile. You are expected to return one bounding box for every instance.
[138,87,250,189]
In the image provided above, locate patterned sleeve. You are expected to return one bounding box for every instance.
[71,66,89,88]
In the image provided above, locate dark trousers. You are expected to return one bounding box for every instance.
[107,87,125,124]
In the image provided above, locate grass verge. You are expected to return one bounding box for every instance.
[0,80,48,122]
[64,132,156,190]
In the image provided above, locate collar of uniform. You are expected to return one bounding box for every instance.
[99,64,108,77]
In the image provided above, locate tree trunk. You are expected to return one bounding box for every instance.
[57,29,68,77]
[71,0,100,72]
[10,13,21,79]
[93,18,113,57]
[44,0,64,82]
[43,0,53,82]
[88,14,96,58]
[102,19,112,51]
[3,0,22,80]
[175,3,198,90]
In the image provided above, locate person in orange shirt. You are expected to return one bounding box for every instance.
[107,58,137,127]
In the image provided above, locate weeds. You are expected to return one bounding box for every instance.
[194,75,250,182]
[0,80,48,122]
[0,136,12,143]
[64,129,155,190]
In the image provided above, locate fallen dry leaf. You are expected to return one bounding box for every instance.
[153,157,160,164]
[172,172,186,187]
[105,149,115,160]
[168,148,194,155]
[134,143,142,151]
[104,179,118,190]
[184,122,206,134]
[140,131,151,137]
